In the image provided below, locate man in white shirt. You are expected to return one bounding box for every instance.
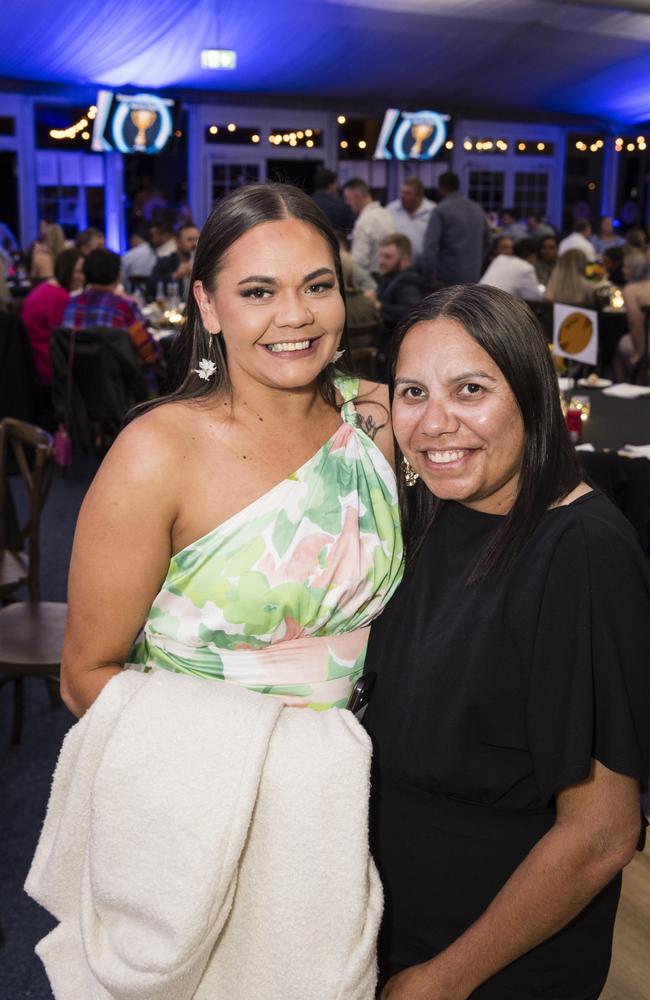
[558,220,596,262]
[342,178,395,275]
[120,229,156,292]
[386,177,435,267]
[479,238,543,301]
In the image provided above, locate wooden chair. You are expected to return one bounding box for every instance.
[0,418,67,744]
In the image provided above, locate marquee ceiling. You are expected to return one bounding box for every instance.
[3,0,650,123]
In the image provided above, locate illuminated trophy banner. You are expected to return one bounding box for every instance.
[374,109,450,161]
[92,91,174,154]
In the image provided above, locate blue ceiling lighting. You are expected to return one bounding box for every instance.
[1,0,649,124]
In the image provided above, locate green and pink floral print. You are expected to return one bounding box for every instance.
[127,375,403,709]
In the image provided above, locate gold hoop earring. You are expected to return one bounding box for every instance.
[402,456,419,487]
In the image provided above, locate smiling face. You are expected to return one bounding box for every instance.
[193,218,345,392]
[393,318,525,514]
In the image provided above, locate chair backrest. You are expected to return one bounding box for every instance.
[349,345,380,380]
[50,326,148,449]
[0,417,54,600]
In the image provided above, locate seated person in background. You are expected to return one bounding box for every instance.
[558,219,596,262]
[479,237,542,300]
[526,213,556,244]
[616,249,650,374]
[602,245,625,288]
[22,247,84,386]
[63,248,160,375]
[148,223,199,299]
[75,227,105,257]
[28,223,67,284]
[120,228,157,292]
[544,249,595,307]
[535,234,558,285]
[625,228,648,252]
[591,216,624,256]
[369,234,426,342]
[340,251,381,332]
[499,208,527,244]
[149,219,177,261]
[311,168,356,233]
[487,235,514,262]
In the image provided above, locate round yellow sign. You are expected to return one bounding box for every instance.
[558,311,593,355]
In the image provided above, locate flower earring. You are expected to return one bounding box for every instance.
[402,456,419,487]
[193,330,220,380]
[194,358,217,380]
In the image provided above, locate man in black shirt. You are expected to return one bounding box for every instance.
[373,234,425,344]
[311,168,356,235]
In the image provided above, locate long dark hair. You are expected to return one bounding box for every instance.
[390,284,582,581]
[129,183,348,421]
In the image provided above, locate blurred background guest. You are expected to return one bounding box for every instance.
[535,234,558,285]
[387,177,436,269]
[591,216,624,256]
[148,223,199,299]
[480,237,542,300]
[22,247,84,389]
[499,208,527,244]
[149,219,177,260]
[28,222,66,284]
[544,249,595,307]
[62,249,159,375]
[75,227,104,257]
[615,249,650,378]
[342,177,395,276]
[120,228,157,293]
[558,219,596,261]
[624,228,648,252]
[489,234,514,260]
[421,171,491,289]
[602,245,625,288]
[371,234,426,343]
[311,168,356,233]
[526,212,555,244]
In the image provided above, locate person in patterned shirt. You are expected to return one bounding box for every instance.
[62,248,160,373]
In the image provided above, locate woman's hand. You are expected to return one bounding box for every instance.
[380,960,462,1000]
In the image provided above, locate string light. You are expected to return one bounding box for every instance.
[49,109,92,141]
[517,142,526,151]
[306,139,314,148]
[627,142,635,151]
[337,115,346,125]
[445,139,454,149]
[209,125,218,134]
[227,123,236,132]
[463,140,472,150]
[251,134,260,143]
[537,142,545,151]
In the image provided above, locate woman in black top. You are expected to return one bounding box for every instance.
[363,284,650,999]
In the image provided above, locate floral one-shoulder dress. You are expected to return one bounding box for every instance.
[127,374,403,710]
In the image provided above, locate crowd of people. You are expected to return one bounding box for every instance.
[2,172,650,420]
[20,181,646,1000]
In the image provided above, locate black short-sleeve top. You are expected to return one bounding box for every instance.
[364,490,650,810]
[364,491,649,995]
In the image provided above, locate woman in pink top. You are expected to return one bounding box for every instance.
[22,248,84,385]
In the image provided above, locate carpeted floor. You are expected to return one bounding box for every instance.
[0,453,99,999]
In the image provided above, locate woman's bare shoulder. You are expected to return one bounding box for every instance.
[354,379,394,467]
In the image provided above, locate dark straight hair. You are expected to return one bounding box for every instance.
[128,182,349,422]
[389,284,583,582]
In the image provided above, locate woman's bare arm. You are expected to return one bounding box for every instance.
[382,760,641,1000]
[60,414,179,717]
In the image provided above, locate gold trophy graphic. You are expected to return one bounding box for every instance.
[410,121,434,158]
[130,107,157,150]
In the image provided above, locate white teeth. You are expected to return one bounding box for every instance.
[427,450,467,464]
[267,340,311,353]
